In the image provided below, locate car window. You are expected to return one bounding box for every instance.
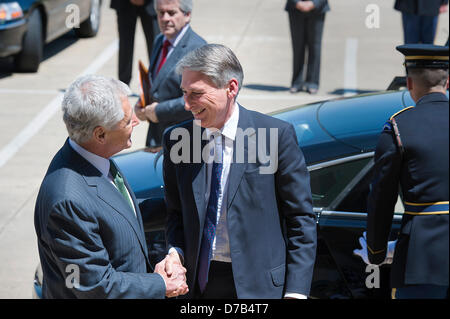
[310,154,406,217]
[309,157,372,209]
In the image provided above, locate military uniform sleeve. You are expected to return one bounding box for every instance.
[366,124,402,264]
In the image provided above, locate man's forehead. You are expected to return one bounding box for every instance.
[156,0,179,8]
[181,70,216,88]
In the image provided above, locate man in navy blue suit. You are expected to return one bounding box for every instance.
[34,75,188,298]
[160,44,317,299]
[134,0,206,152]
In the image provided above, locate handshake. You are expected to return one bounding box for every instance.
[154,251,189,298]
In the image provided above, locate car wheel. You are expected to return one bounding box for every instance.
[14,9,43,73]
[75,0,101,38]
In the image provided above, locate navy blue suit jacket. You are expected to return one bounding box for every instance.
[34,139,166,298]
[163,105,317,298]
[146,26,207,147]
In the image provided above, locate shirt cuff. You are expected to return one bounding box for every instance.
[284,292,307,299]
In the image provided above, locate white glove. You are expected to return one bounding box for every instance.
[353,232,396,265]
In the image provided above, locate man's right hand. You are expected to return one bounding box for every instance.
[130,0,145,6]
[134,99,148,121]
[296,0,315,12]
[154,253,189,298]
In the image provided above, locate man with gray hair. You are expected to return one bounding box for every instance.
[34,74,188,298]
[135,0,206,152]
[160,44,317,298]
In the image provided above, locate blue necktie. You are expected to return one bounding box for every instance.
[198,135,223,293]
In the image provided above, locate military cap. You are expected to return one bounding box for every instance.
[396,44,449,69]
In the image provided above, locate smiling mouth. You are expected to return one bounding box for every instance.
[192,108,205,116]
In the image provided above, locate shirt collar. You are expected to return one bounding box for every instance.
[164,23,190,48]
[205,102,240,141]
[69,138,111,177]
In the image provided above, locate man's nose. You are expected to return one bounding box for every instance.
[132,112,140,126]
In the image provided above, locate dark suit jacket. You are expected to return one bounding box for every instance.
[146,26,207,148]
[34,139,166,298]
[163,105,317,298]
[285,0,330,14]
[110,0,157,16]
[394,0,448,16]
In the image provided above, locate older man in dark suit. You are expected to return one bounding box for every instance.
[135,0,206,152]
[34,75,188,298]
[160,44,317,299]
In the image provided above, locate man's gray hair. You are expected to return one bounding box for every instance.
[155,0,193,14]
[62,74,131,144]
[176,44,244,92]
[407,68,449,89]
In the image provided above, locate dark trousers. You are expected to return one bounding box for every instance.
[288,11,326,89]
[393,284,448,299]
[116,8,158,85]
[194,261,237,299]
[401,12,438,44]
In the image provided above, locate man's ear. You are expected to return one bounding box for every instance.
[227,78,239,99]
[406,76,413,91]
[93,126,107,144]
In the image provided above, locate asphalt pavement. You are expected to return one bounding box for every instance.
[0,0,448,298]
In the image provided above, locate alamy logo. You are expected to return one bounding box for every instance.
[169,122,279,174]
[65,4,81,29]
[65,264,80,289]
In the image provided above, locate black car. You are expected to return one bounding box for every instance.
[0,0,101,72]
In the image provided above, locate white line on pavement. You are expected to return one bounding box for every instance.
[344,38,358,97]
[0,40,119,169]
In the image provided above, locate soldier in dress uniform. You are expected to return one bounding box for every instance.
[355,44,449,299]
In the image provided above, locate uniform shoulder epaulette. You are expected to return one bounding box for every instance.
[389,106,414,120]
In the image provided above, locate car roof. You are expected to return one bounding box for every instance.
[271,90,415,164]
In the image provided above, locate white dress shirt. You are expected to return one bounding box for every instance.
[68,139,136,216]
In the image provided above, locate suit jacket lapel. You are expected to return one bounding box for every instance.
[227,105,255,209]
[151,27,193,92]
[192,126,208,227]
[150,35,164,78]
[62,141,150,264]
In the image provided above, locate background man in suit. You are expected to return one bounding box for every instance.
[285,0,330,94]
[110,0,159,85]
[34,75,188,298]
[394,0,448,44]
[135,0,206,152]
[160,44,317,298]
[355,44,449,299]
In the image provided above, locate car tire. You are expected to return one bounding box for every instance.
[75,0,101,38]
[14,9,43,73]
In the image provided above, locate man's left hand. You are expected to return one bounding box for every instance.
[145,102,159,123]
